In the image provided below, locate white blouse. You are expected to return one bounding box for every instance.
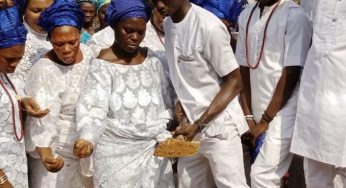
[77,50,175,187]
[24,45,92,158]
[8,22,51,96]
[0,74,28,188]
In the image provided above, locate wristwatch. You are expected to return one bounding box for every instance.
[194,119,207,133]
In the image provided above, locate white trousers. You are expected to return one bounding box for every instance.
[177,125,249,188]
[251,115,295,188]
[304,158,346,188]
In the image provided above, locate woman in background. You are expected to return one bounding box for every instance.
[77,0,98,43]
[8,0,53,95]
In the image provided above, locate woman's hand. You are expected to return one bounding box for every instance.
[21,98,50,118]
[36,147,64,173]
[73,139,93,158]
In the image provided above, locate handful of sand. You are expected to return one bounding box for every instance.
[154,138,200,157]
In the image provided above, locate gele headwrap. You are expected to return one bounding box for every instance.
[39,0,84,33]
[201,0,247,22]
[105,0,151,27]
[0,6,27,48]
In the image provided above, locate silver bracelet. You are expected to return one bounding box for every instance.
[0,174,8,185]
[245,114,254,121]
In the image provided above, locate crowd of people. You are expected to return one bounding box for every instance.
[0,0,345,188]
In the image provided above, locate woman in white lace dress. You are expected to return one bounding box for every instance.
[8,0,53,95]
[0,4,49,188]
[73,0,175,187]
[24,0,93,187]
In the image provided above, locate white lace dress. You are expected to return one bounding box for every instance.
[8,21,51,95]
[24,45,93,188]
[0,74,28,188]
[77,50,175,188]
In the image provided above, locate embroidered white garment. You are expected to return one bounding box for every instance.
[77,50,175,187]
[0,74,28,188]
[8,21,51,96]
[87,21,165,57]
[24,45,93,188]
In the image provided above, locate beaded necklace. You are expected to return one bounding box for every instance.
[245,0,281,69]
[0,74,24,141]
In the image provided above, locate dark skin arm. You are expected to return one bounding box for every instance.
[174,68,243,140]
[248,66,302,146]
[240,66,256,130]
[0,169,12,188]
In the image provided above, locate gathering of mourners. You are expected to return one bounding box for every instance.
[0,0,345,188]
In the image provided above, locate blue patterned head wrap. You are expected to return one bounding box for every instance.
[0,6,27,48]
[201,0,247,23]
[76,0,98,7]
[39,0,84,33]
[105,0,151,28]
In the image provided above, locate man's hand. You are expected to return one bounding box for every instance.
[36,147,64,173]
[0,181,13,188]
[174,101,185,122]
[73,139,93,158]
[250,119,269,147]
[21,98,50,118]
[173,123,199,141]
[0,170,12,188]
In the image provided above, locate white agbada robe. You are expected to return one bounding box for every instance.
[24,45,93,188]
[164,4,249,188]
[77,50,175,188]
[291,0,346,169]
[0,74,28,188]
[236,0,312,187]
[300,0,316,21]
[8,21,51,95]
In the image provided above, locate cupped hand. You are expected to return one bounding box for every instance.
[21,97,50,118]
[73,139,93,158]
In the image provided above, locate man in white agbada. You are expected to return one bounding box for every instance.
[290,0,346,188]
[87,7,165,57]
[236,0,312,187]
[24,0,93,187]
[7,0,53,95]
[73,0,175,187]
[152,0,249,187]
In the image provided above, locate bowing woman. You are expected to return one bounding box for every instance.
[0,4,49,188]
[24,0,94,187]
[73,0,175,187]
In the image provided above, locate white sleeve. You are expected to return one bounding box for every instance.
[157,56,175,117]
[87,26,114,57]
[235,11,248,67]
[283,8,312,67]
[204,24,239,77]
[24,60,61,152]
[77,60,111,145]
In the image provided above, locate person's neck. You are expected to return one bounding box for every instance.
[171,1,192,23]
[83,21,93,29]
[258,0,279,8]
[111,43,140,63]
